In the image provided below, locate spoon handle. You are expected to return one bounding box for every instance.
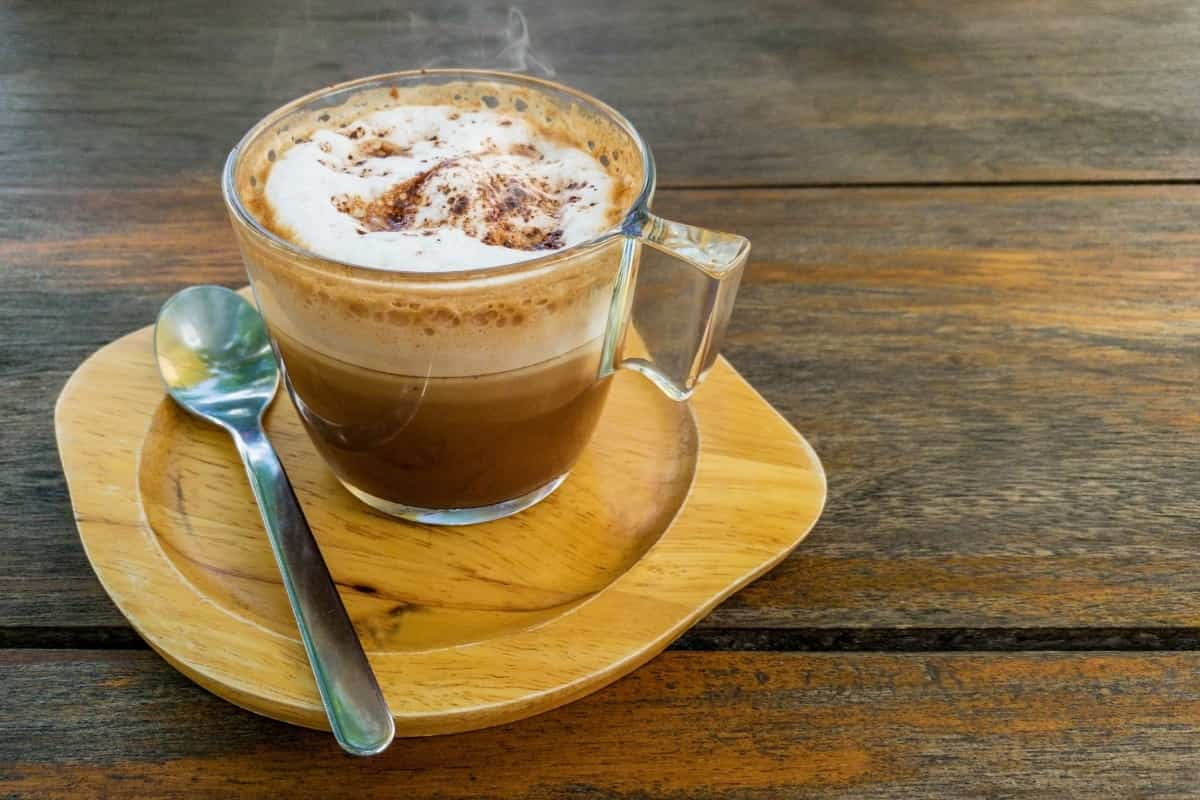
[230,423,395,756]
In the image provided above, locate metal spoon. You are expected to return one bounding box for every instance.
[154,285,394,757]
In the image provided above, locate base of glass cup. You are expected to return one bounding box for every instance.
[340,473,569,526]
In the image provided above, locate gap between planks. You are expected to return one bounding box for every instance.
[4,626,1200,652]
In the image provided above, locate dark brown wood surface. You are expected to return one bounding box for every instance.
[5,0,1200,188]
[4,0,1200,796]
[6,650,1200,798]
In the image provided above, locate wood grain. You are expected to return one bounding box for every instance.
[5,185,1198,637]
[680,186,1200,631]
[5,0,1200,188]
[5,649,1200,798]
[55,311,824,733]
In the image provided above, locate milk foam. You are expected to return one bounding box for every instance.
[263,106,614,270]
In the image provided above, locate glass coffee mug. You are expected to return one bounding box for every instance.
[222,70,748,524]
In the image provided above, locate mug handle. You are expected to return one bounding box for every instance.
[603,207,750,401]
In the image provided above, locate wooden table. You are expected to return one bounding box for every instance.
[4,1,1199,795]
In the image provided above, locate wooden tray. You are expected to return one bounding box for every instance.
[55,297,826,737]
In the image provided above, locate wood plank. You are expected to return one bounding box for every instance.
[4,649,1200,797]
[682,186,1200,631]
[4,0,1200,187]
[3,184,1197,635]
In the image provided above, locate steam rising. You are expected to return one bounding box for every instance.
[423,8,555,76]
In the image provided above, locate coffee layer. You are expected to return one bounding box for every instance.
[273,325,612,508]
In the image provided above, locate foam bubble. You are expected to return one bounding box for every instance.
[263,106,614,270]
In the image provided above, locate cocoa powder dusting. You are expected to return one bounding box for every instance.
[358,139,411,158]
[331,166,440,232]
[536,230,565,250]
[330,157,570,250]
[509,143,542,160]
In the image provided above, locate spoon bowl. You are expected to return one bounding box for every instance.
[154,286,278,427]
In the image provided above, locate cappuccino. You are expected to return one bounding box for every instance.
[240,82,640,512]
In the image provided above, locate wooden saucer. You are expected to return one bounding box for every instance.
[55,294,826,736]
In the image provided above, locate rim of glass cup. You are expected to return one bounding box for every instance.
[221,68,656,283]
